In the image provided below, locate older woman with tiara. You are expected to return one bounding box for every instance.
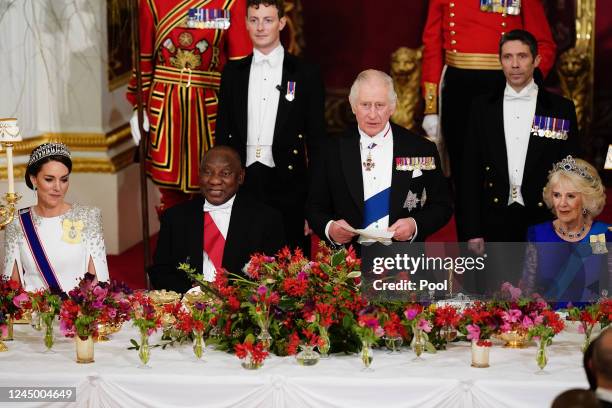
[522,156,611,303]
[2,143,109,293]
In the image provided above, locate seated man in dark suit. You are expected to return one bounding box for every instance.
[148,146,286,293]
[307,69,452,248]
[593,328,612,407]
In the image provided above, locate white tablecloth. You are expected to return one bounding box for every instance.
[0,324,589,408]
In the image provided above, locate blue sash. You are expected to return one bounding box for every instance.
[18,208,63,294]
[363,188,390,228]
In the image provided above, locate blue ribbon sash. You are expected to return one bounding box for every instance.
[19,208,63,293]
[363,188,391,228]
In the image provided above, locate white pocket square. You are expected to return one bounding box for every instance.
[412,169,423,178]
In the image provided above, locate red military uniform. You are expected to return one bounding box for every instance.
[421,0,556,113]
[127,0,251,197]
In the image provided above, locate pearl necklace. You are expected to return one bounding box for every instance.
[555,222,587,240]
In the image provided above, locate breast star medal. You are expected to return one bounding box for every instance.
[62,219,84,244]
[403,190,420,212]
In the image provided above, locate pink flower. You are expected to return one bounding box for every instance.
[12,292,29,308]
[501,282,522,301]
[59,319,75,337]
[404,307,419,321]
[466,324,481,341]
[375,326,385,338]
[578,324,586,334]
[500,322,512,332]
[93,285,108,300]
[417,318,432,333]
[521,316,534,329]
[502,309,522,324]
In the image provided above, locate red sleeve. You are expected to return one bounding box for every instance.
[522,0,557,78]
[227,0,252,60]
[421,0,444,91]
[126,0,156,108]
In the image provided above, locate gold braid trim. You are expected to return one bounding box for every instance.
[424,82,438,115]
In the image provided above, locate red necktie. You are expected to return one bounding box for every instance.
[203,212,225,270]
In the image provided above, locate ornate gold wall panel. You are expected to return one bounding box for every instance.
[557,0,595,136]
[0,125,134,179]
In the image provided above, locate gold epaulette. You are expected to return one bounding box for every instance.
[424,82,438,115]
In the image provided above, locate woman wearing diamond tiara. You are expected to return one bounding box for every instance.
[522,156,610,303]
[2,143,109,293]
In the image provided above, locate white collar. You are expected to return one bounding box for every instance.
[596,388,612,403]
[203,195,236,213]
[252,45,284,67]
[358,122,392,144]
[504,79,538,100]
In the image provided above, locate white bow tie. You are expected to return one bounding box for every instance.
[253,53,272,65]
[504,92,532,102]
[203,200,233,214]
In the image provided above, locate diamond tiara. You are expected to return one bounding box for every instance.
[27,142,71,168]
[550,155,594,181]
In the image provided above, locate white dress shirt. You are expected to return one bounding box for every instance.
[596,388,612,404]
[503,79,538,206]
[359,124,393,231]
[324,123,416,243]
[201,195,235,281]
[246,45,284,168]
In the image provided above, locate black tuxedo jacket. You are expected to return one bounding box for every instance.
[307,123,452,245]
[459,88,579,241]
[215,51,326,184]
[148,194,286,293]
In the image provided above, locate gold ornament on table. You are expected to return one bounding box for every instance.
[149,289,182,328]
[95,321,122,342]
[390,47,422,131]
[0,118,22,230]
[498,330,530,349]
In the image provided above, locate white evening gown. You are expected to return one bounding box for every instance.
[2,204,109,292]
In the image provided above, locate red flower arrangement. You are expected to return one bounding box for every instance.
[235,336,269,369]
[0,276,29,321]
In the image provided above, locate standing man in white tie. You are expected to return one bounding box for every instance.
[215,0,326,253]
[307,69,452,250]
[459,30,579,250]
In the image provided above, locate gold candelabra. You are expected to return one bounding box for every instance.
[0,119,23,229]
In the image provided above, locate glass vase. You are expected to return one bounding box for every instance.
[296,344,320,366]
[138,328,150,366]
[76,335,94,363]
[241,354,263,370]
[42,314,54,351]
[536,338,548,371]
[2,316,14,341]
[257,326,272,352]
[412,328,425,360]
[193,330,205,360]
[360,340,374,371]
[318,327,331,358]
[384,336,403,354]
[471,340,490,368]
[31,311,42,331]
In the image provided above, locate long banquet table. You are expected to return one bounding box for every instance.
[0,323,590,408]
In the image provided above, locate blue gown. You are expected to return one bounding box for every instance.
[523,221,611,304]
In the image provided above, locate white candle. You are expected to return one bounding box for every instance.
[6,144,15,194]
